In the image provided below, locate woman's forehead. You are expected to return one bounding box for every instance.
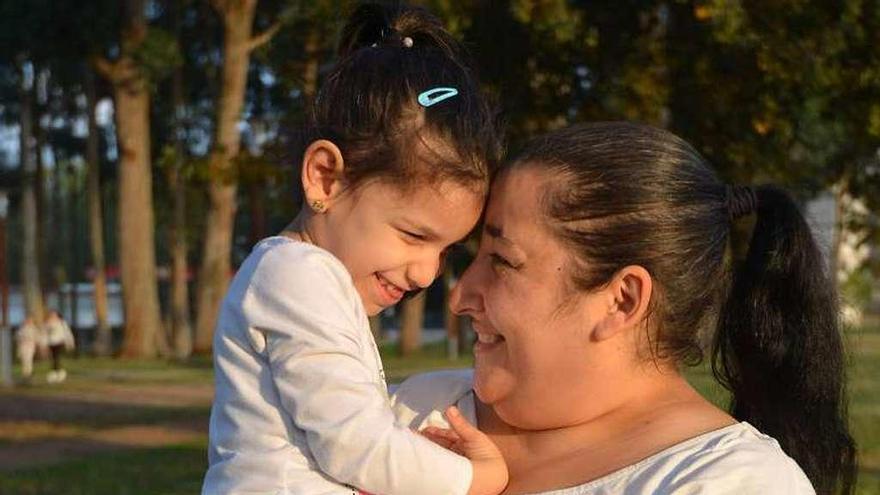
[487,167,548,226]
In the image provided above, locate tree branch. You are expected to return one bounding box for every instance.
[247,21,282,51]
[92,56,121,83]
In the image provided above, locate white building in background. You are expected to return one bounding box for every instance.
[806,191,876,325]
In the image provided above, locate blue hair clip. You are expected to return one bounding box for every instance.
[418,87,458,107]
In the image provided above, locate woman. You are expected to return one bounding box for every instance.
[393,122,856,494]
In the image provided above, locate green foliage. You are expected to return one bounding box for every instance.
[130,28,183,90]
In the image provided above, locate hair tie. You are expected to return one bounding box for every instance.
[402,36,413,48]
[726,185,758,220]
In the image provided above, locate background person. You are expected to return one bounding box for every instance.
[44,310,75,383]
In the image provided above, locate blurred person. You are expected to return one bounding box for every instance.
[15,315,40,379]
[44,310,75,383]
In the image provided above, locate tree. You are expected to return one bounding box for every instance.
[84,67,113,355]
[95,0,174,358]
[193,0,282,353]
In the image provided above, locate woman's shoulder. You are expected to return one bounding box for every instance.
[390,369,475,429]
[551,422,815,495]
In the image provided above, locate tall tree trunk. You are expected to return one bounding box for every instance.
[96,0,166,358]
[247,182,267,247]
[34,90,49,302]
[194,0,278,353]
[443,268,460,360]
[399,292,426,357]
[169,64,192,359]
[19,67,44,321]
[85,69,112,356]
[302,28,320,104]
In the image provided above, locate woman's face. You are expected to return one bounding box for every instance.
[450,166,612,430]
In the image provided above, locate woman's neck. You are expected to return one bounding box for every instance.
[477,371,734,494]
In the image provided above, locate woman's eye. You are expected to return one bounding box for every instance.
[490,253,514,269]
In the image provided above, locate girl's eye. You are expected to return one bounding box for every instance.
[490,253,514,270]
[400,229,426,241]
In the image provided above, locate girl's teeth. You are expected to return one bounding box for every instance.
[477,333,501,344]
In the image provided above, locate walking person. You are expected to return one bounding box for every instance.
[44,310,75,383]
[15,315,40,380]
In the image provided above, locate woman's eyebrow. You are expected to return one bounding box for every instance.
[485,223,517,249]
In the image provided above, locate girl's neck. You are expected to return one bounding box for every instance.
[280,209,317,245]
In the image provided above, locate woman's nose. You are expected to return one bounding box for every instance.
[449,260,481,315]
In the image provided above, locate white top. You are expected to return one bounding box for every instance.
[392,370,815,495]
[203,237,471,495]
[44,317,74,349]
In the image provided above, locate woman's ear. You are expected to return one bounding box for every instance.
[301,139,346,211]
[592,265,653,342]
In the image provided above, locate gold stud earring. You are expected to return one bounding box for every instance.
[311,199,326,213]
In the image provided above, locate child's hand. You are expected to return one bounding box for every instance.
[421,406,508,495]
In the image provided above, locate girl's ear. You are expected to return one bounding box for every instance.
[301,140,346,210]
[592,265,653,342]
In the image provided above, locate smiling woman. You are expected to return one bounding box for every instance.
[393,122,857,495]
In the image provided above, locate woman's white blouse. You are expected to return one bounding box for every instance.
[203,237,471,495]
[391,370,816,495]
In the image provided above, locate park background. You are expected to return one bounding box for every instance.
[0,0,878,493]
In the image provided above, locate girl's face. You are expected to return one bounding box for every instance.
[320,179,484,316]
[450,166,612,429]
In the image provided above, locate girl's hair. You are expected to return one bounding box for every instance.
[512,122,856,494]
[305,2,502,193]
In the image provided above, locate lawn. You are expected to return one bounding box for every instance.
[1,325,878,495]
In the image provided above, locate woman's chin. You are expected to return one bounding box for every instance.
[473,365,514,405]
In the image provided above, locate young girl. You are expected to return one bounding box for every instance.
[203,4,507,495]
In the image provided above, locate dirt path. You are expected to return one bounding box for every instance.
[0,383,213,471]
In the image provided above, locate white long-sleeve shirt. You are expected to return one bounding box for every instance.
[392,370,815,495]
[203,236,472,495]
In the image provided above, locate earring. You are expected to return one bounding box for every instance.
[310,199,326,213]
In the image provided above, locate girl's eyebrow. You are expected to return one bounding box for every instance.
[399,219,441,240]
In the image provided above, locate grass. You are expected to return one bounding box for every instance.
[1,327,878,494]
[0,442,208,495]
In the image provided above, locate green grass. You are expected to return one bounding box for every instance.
[2,329,879,494]
[0,442,208,495]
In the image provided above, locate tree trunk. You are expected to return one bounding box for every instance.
[302,28,320,103]
[399,291,426,357]
[368,314,383,341]
[85,68,113,356]
[98,0,167,358]
[194,0,272,353]
[19,66,44,322]
[169,64,192,360]
[34,90,49,303]
[247,182,267,248]
[443,269,460,360]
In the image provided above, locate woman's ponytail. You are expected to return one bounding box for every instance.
[712,185,857,494]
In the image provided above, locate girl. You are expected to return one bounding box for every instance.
[203,3,507,495]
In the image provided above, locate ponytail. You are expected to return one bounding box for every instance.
[712,185,857,494]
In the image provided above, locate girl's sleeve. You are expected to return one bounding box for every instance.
[241,244,472,495]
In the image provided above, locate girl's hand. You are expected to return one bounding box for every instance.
[421,406,508,495]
